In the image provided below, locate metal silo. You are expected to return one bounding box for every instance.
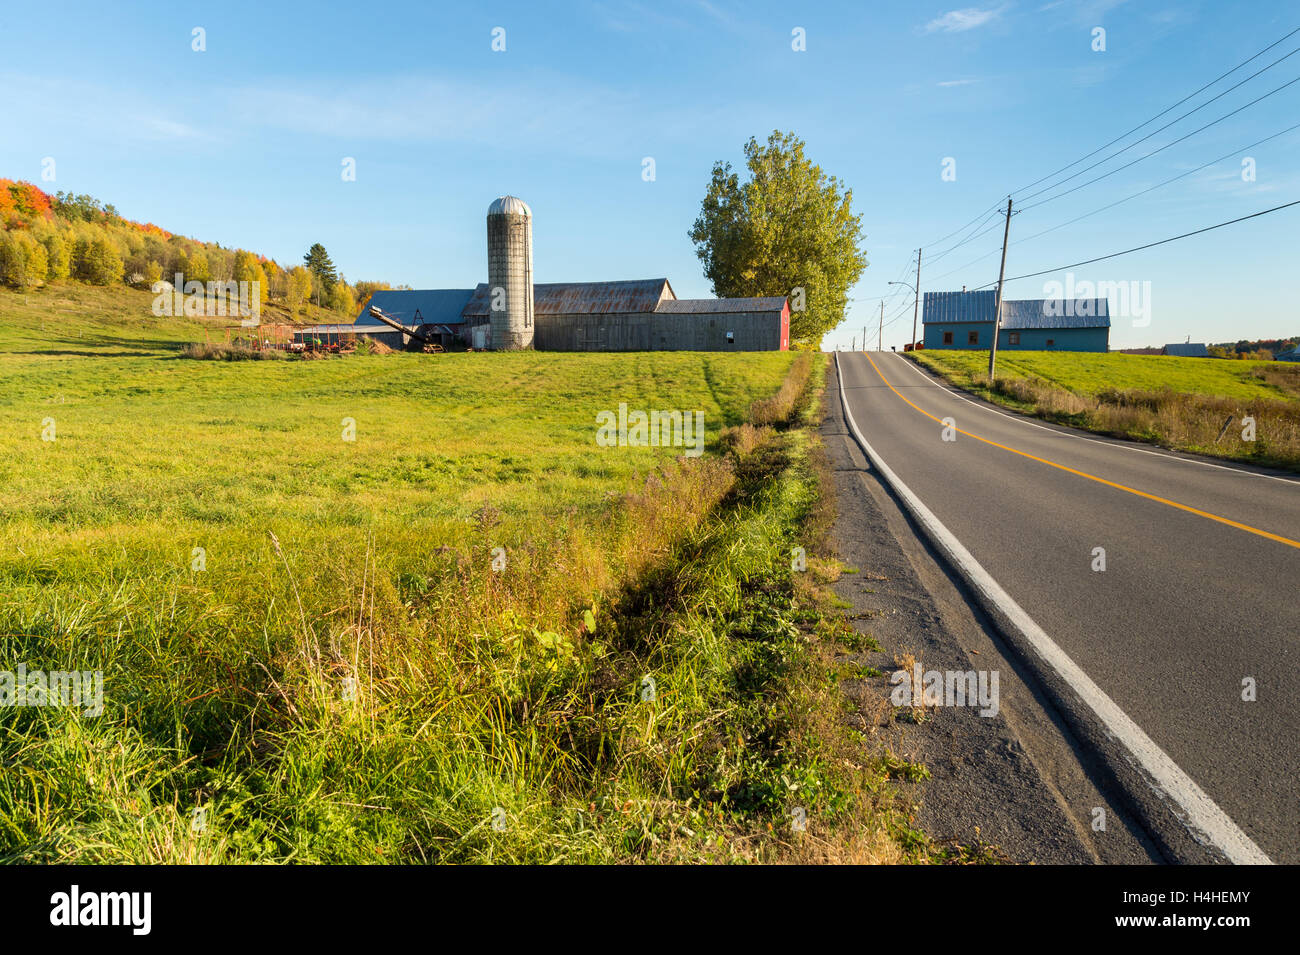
[486,195,534,350]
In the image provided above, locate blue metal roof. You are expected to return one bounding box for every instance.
[922,290,996,324]
[923,291,1109,328]
[1163,343,1210,357]
[357,289,476,326]
[1001,298,1110,329]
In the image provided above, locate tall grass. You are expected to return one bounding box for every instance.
[915,351,1300,470]
[750,352,813,427]
[180,341,289,361]
[1,308,925,863]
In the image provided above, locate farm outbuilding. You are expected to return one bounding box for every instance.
[300,289,479,351]
[1163,343,1210,357]
[338,196,789,353]
[922,290,1110,352]
[459,277,789,351]
[292,321,403,351]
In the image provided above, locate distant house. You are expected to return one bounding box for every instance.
[1163,342,1210,357]
[922,290,1110,352]
[1276,344,1300,362]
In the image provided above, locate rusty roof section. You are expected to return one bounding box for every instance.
[461,278,675,317]
[656,297,787,314]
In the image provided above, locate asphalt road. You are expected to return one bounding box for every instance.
[836,350,1300,863]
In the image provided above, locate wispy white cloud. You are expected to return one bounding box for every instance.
[0,66,734,161]
[0,72,218,146]
[937,78,978,86]
[1036,0,1133,27]
[135,116,212,142]
[923,6,1006,33]
[224,73,671,157]
[589,0,692,33]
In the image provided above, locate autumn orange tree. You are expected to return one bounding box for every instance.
[0,177,372,313]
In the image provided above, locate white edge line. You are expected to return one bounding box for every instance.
[834,353,1273,866]
[886,352,1300,486]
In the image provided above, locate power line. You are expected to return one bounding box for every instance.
[968,198,1300,289]
[1019,71,1300,213]
[925,206,1003,262]
[925,213,1027,280]
[936,119,1300,282]
[1009,26,1300,197]
[1014,120,1300,244]
[879,299,914,333]
[885,295,913,321]
[926,209,1014,265]
[1016,47,1300,205]
[914,27,1300,266]
[917,118,1300,287]
[918,199,1005,250]
[927,244,1003,285]
[850,252,915,303]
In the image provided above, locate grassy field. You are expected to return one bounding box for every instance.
[912,349,1300,470]
[0,283,928,863]
[0,282,352,357]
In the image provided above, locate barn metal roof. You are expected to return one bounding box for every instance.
[1001,298,1110,329]
[923,291,1109,328]
[462,278,675,317]
[1163,342,1210,357]
[358,289,476,326]
[922,290,997,324]
[656,297,787,314]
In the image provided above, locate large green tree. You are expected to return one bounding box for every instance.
[690,130,867,348]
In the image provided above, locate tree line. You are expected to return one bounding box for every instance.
[0,179,392,319]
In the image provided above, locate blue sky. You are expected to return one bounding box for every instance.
[2,0,1297,349]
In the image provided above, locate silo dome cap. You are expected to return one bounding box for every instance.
[488,195,532,216]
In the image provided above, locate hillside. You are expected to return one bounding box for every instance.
[0,178,382,325]
[0,282,363,360]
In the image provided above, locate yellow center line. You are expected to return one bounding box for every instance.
[864,352,1300,551]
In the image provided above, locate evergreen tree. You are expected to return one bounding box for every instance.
[303,243,337,292]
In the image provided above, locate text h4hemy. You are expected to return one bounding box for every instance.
[1123,891,1250,906]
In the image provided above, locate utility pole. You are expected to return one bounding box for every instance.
[878,301,884,352]
[851,336,856,351]
[911,248,922,351]
[862,327,866,352]
[988,199,1013,381]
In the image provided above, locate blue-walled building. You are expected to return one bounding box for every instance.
[922,290,1110,352]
